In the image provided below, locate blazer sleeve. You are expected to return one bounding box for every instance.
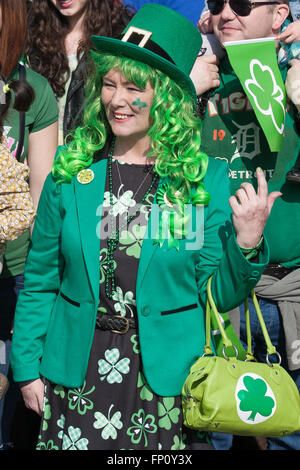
[195,158,269,313]
[10,172,65,382]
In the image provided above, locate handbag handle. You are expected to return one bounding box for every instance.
[205,276,281,365]
[204,276,237,358]
[246,290,280,365]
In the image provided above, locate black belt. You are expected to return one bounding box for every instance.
[263,264,295,280]
[96,315,136,334]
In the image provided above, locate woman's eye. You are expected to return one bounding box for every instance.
[128,86,142,92]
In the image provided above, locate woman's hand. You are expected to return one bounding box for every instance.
[20,378,45,416]
[229,168,282,248]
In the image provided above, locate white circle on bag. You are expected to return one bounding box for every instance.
[235,372,277,425]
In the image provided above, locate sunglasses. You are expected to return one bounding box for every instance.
[207,0,280,16]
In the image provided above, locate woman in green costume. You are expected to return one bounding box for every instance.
[11,4,279,450]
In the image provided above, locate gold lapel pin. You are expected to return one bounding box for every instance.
[77,169,94,184]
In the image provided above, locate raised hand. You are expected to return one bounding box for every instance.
[277,21,300,43]
[229,168,282,248]
[190,54,220,96]
[285,59,300,109]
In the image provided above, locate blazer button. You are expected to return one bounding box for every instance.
[249,270,260,282]
[251,270,260,276]
[142,306,150,316]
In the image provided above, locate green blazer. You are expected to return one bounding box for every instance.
[10,153,269,396]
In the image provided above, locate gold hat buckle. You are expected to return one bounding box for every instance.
[122,26,152,48]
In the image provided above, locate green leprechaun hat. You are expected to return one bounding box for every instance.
[91,3,202,102]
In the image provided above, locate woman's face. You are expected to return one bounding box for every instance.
[49,0,88,19]
[101,69,154,142]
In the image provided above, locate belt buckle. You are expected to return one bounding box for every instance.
[111,315,130,335]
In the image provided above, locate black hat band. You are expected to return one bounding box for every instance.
[119,26,175,66]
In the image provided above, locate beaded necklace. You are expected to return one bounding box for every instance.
[105,138,159,299]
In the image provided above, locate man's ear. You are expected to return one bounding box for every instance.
[272,3,290,32]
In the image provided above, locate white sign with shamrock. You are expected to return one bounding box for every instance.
[224,37,286,152]
[245,59,285,135]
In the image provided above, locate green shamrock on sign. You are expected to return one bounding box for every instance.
[237,375,275,421]
[245,59,285,135]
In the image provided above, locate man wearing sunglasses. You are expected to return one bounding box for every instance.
[207,0,289,40]
[194,0,300,452]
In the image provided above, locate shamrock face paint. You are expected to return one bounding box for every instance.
[132,98,148,110]
[101,69,154,142]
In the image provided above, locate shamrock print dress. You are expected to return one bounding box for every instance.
[36,158,212,451]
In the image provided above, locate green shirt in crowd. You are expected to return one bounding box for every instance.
[201,57,300,268]
[1,65,58,278]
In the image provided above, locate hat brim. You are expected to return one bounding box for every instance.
[91,35,197,103]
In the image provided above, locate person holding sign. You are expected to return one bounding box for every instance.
[192,0,300,451]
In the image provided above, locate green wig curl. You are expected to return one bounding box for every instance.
[52,52,210,206]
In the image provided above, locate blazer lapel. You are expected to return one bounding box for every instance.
[74,158,108,302]
[136,180,164,294]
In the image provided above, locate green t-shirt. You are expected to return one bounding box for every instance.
[201,57,300,267]
[1,65,58,278]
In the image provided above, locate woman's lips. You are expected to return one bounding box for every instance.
[60,0,73,8]
[113,113,134,122]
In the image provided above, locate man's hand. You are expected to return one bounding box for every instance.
[190,55,220,96]
[285,59,300,111]
[229,168,282,249]
[277,20,300,43]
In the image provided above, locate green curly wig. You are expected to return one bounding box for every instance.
[52,52,210,207]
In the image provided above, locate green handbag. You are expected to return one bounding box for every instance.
[182,277,300,437]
